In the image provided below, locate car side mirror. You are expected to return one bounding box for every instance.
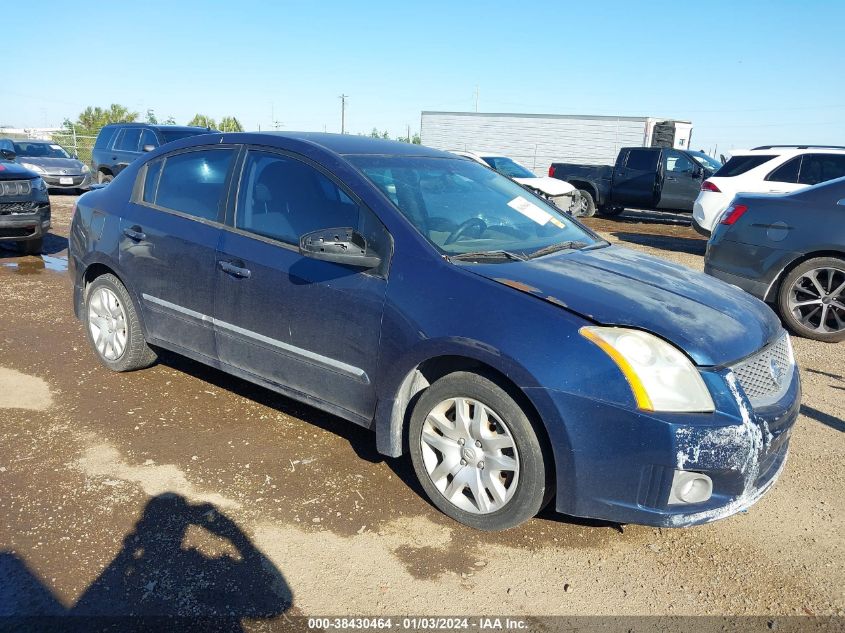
[0,149,15,160]
[299,227,381,268]
[71,152,79,159]
[692,165,703,178]
[142,144,156,153]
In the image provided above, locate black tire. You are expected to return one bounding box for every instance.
[408,372,551,531]
[99,172,113,184]
[84,273,158,371]
[598,205,624,217]
[21,238,43,255]
[777,257,845,343]
[575,189,596,217]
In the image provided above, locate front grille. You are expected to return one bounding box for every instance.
[0,201,40,215]
[0,180,32,196]
[731,334,794,406]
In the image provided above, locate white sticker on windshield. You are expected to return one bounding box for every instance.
[507,196,553,226]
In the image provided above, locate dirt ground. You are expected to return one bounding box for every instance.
[0,196,842,628]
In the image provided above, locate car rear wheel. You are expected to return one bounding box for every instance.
[778,257,845,343]
[574,189,596,217]
[408,372,550,531]
[85,273,157,371]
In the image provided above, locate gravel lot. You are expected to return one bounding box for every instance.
[0,195,842,627]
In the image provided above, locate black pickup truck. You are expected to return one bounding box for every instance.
[549,147,722,216]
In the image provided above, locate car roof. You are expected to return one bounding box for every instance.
[729,146,845,157]
[102,123,211,132]
[224,132,452,157]
[11,139,54,144]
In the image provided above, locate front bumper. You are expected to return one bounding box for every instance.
[541,363,800,527]
[0,203,51,242]
[43,172,92,190]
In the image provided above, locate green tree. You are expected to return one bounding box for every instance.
[76,104,139,133]
[219,116,243,132]
[164,115,176,125]
[188,114,217,129]
[146,109,158,124]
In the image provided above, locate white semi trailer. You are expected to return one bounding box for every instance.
[420,111,693,176]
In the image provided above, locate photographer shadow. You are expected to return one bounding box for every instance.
[1,493,292,632]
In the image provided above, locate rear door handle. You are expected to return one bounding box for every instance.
[123,226,146,241]
[218,260,252,279]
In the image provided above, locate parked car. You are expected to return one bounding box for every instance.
[550,147,722,216]
[91,123,215,184]
[70,133,799,531]
[0,140,51,254]
[5,138,92,193]
[693,146,845,237]
[705,176,845,342]
[448,150,582,215]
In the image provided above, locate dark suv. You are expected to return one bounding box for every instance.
[91,124,214,184]
[0,140,51,254]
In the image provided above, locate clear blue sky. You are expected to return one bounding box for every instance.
[4,0,843,155]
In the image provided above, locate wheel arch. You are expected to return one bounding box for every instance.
[77,260,149,336]
[764,249,845,302]
[566,180,599,203]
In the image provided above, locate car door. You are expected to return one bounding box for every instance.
[213,148,390,421]
[657,150,701,211]
[111,127,142,175]
[611,148,660,209]
[119,145,237,361]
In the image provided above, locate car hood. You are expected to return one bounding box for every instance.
[16,156,84,174]
[464,244,781,366]
[513,176,576,197]
[0,161,38,180]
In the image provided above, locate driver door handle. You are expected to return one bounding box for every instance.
[218,260,252,279]
[123,226,146,241]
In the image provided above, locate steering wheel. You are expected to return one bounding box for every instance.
[444,218,487,245]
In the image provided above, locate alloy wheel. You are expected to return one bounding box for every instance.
[787,266,845,335]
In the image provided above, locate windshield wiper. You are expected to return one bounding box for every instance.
[526,240,590,260]
[449,250,526,262]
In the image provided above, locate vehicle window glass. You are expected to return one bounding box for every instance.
[94,127,117,149]
[766,157,801,183]
[142,159,163,204]
[798,154,845,186]
[140,129,158,150]
[665,150,695,173]
[350,155,598,258]
[115,128,142,152]
[483,157,535,179]
[160,129,213,143]
[714,155,776,177]
[154,149,234,221]
[236,151,360,245]
[0,139,14,152]
[12,142,71,158]
[625,149,659,171]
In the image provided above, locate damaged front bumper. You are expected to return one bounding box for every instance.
[0,204,51,242]
[545,362,800,528]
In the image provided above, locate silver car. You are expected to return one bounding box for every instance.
[10,139,92,192]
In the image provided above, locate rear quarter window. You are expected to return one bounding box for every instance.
[94,127,117,149]
[766,157,801,183]
[714,155,776,177]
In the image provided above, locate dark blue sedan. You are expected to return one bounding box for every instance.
[69,133,800,530]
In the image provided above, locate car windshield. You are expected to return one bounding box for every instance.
[13,142,71,159]
[482,156,536,179]
[349,155,599,258]
[689,151,722,172]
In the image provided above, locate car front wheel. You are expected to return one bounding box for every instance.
[778,257,845,343]
[85,273,158,371]
[408,372,551,531]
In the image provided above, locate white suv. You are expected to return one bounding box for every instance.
[692,145,845,236]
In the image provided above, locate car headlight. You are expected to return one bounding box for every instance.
[81,164,90,173]
[34,177,47,192]
[20,162,45,174]
[580,326,715,412]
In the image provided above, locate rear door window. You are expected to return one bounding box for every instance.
[94,127,117,149]
[766,157,801,183]
[797,154,845,186]
[147,148,235,222]
[625,149,660,171]
[714,155,776,177]
[115,128,142,152]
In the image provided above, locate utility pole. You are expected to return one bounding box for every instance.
[339,94,348,134]
[407,124,411,143]
[474,85,479,112]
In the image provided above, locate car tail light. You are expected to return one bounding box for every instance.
[720,204,748,225]
[701,180,721,192]
[548,165,556,178]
